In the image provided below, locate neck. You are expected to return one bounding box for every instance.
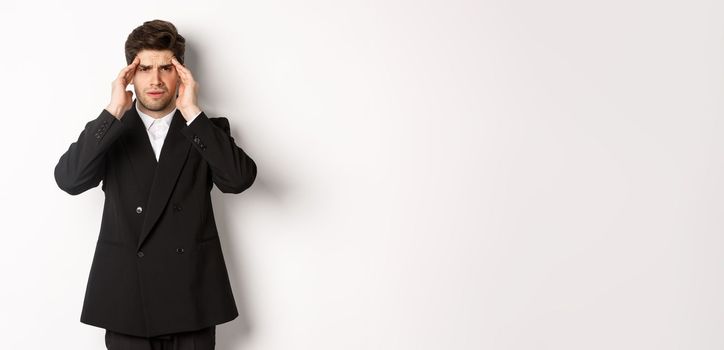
[137,99,176,119]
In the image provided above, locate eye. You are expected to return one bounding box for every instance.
[163,67,172,71]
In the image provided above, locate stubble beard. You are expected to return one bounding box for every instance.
[135,88,176,112]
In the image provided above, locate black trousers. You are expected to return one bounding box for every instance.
[105,326,215,350]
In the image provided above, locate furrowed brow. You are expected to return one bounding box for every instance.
[138,64,173,69]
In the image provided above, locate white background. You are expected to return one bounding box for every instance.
[1,0,722,349]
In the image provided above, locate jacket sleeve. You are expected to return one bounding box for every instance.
[54,109,128,195]
[180,111,257,194]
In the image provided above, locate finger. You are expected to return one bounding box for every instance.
[125,57,140,77]
[175,66,191,84]
[174,67,187,84]
[121,57,140,73]
[123,71,135,85]
[170,58,184,74]
[171,57,192,76]
[117,66,130,80]
[117,57,139,81]
[122,65,137,84]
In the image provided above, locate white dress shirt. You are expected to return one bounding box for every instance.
[136,100,200,161]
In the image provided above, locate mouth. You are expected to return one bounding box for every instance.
[147,91,165,98]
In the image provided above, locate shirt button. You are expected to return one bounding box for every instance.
[136,206,143,214]
[176,248,185,254]
[137,251,144,258]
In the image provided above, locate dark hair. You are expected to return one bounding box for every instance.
[125,19,186,65]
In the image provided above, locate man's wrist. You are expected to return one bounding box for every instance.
[179,105,202,122]
[186,111,201,126]
[105,105,124,119]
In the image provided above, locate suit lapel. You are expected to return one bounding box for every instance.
[136,107,192,250]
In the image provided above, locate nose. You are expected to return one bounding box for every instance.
[150,69,163,86]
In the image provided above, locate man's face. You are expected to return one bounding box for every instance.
[131,49,179,116]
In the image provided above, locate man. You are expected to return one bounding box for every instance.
[54,19,257,349]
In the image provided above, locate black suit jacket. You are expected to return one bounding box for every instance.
[54,99,257,337]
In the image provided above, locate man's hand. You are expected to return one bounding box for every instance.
[105,56,140,119]
[171,56,202,121]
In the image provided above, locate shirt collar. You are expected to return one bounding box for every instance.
[136,100,177,131]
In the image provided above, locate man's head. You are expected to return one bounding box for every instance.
[125,19,186,117]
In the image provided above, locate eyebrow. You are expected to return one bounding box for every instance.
[139,64,174,69]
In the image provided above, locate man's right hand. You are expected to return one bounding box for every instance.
[105,56,140,119]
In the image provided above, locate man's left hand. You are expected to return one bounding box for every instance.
[172,56,202,121]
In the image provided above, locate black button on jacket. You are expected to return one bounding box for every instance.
[53,99,257,337]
